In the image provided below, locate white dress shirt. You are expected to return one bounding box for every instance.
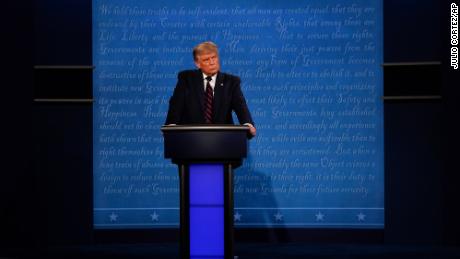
[202,73,217,94]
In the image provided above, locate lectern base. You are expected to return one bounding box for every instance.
[179,163,234,259]
[161,125,248,259]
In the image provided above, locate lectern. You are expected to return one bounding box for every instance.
[161,125,249,259]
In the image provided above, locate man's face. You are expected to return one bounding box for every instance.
[195,52,220,76]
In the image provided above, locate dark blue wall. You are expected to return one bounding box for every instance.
[383,0,458,245]
[34,0,93,246]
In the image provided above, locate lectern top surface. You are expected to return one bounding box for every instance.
[161,125,249,132]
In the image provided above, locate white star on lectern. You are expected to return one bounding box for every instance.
[357,212,366,221]
[109,212,118,222]
[150,211,159,222]
[234,211,242,222]
[274,212,283,222]
[315,212,325,221]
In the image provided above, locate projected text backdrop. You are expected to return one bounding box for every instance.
[93,0,383,228]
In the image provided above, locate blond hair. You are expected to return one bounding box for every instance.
[193,41,219,61]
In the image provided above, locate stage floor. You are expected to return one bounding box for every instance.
[2,243,460,259]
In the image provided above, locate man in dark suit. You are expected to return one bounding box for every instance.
[165,41,256,137]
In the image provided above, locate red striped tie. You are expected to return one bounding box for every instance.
[204,76,213,123]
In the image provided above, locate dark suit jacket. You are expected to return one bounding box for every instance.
[165,69,254,125]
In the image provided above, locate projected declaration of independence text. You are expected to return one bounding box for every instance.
[93,0,383,228]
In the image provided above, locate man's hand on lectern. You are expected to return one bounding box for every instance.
[244,123,256,137]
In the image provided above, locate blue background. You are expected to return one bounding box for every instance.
[93,0,383,229]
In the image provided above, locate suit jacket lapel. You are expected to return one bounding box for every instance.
[213,72,224,121]
[194,70,205,112]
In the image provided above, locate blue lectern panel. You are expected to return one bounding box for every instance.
[189,164,224,205]
[93,0,383,229]
[189,164,225,258]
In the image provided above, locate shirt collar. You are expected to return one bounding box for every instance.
[202,73,217,82]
